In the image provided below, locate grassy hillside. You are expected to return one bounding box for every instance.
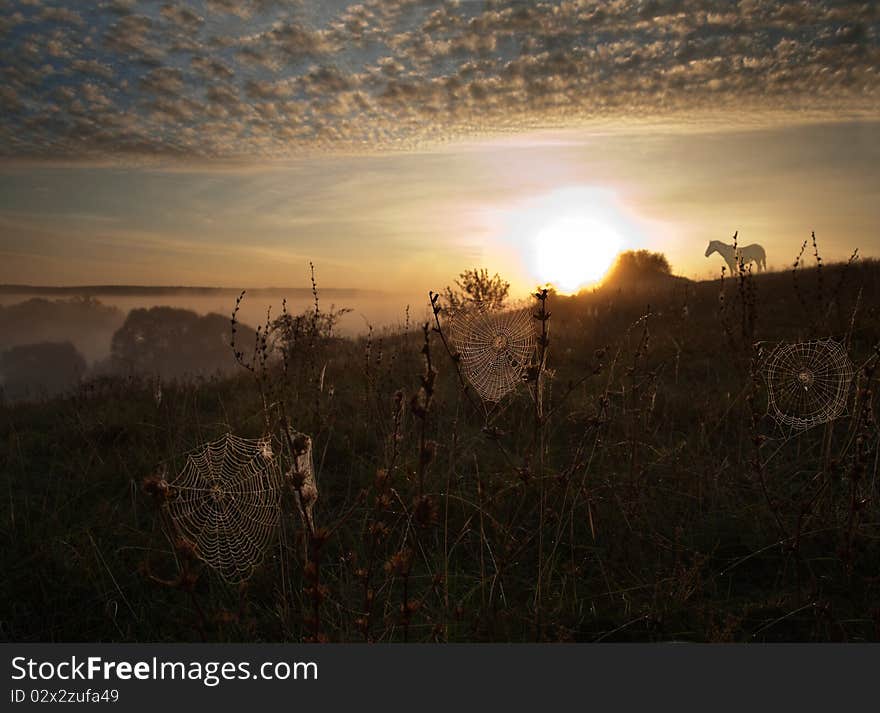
[2,257,879,642]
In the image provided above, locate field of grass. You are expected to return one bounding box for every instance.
[2,254,879,642]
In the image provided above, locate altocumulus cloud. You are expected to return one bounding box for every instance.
[0,0,877,161]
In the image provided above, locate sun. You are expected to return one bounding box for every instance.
[492,185,643,293]
[534,216,624,293]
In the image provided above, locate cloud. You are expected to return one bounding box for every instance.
[102,13,164,64]
[244,78,295,99]
[190,55,235,81]
[236,20,336,68]
[38,6,83,27]
[69,58,115,81]
[159,4,203,30]
[204,83,248,120]
[0,0,876,161]
[140,66,185,96]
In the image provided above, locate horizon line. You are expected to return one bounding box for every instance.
[0,284,397,295]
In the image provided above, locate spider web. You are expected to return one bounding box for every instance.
[167,433,283,583]
[763,339,853,431]
[448,304,536,403]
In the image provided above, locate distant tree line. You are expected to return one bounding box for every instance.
[0,299,258,402]
[0,296,124,361]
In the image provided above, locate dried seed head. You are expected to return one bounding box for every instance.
[299,481,318,506]
[288,469,307,490]
[410,389,429,418]
[174,538,198,560]
[369,521,389,541]
[413,494,439,528]
[384,548,412,577]
[420,440,437,467]
[374,468,391,491]
[143,473,171,502]
[292,433,310,455]
[311,526,330,548]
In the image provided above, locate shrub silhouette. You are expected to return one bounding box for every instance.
[606,250,671,280]
[444,268,510,311]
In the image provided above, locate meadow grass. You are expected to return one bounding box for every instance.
[2,256,879,642]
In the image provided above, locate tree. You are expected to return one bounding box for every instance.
[268,303,352,363]
[605,250,672,283]
[444,268,510,312]
[0,341,86,400]
[110,307,256,379]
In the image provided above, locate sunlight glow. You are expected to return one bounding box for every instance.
[534,216,624,292]
[486,185,653,295]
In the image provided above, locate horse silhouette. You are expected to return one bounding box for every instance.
[705,239,766,273]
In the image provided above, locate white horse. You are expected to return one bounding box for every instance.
[705,240,766,273]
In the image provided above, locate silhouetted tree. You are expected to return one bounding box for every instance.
[605,250,672,284]
[0,341,86,400]
[269,303,352,363]
[444,268,510,311]
[110,307,256,379]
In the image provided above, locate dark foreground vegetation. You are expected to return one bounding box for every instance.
[2,247,879,642]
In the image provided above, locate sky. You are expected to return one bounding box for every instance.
[0,0,878,295]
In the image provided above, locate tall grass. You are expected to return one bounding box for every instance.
[2,249,879,642]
